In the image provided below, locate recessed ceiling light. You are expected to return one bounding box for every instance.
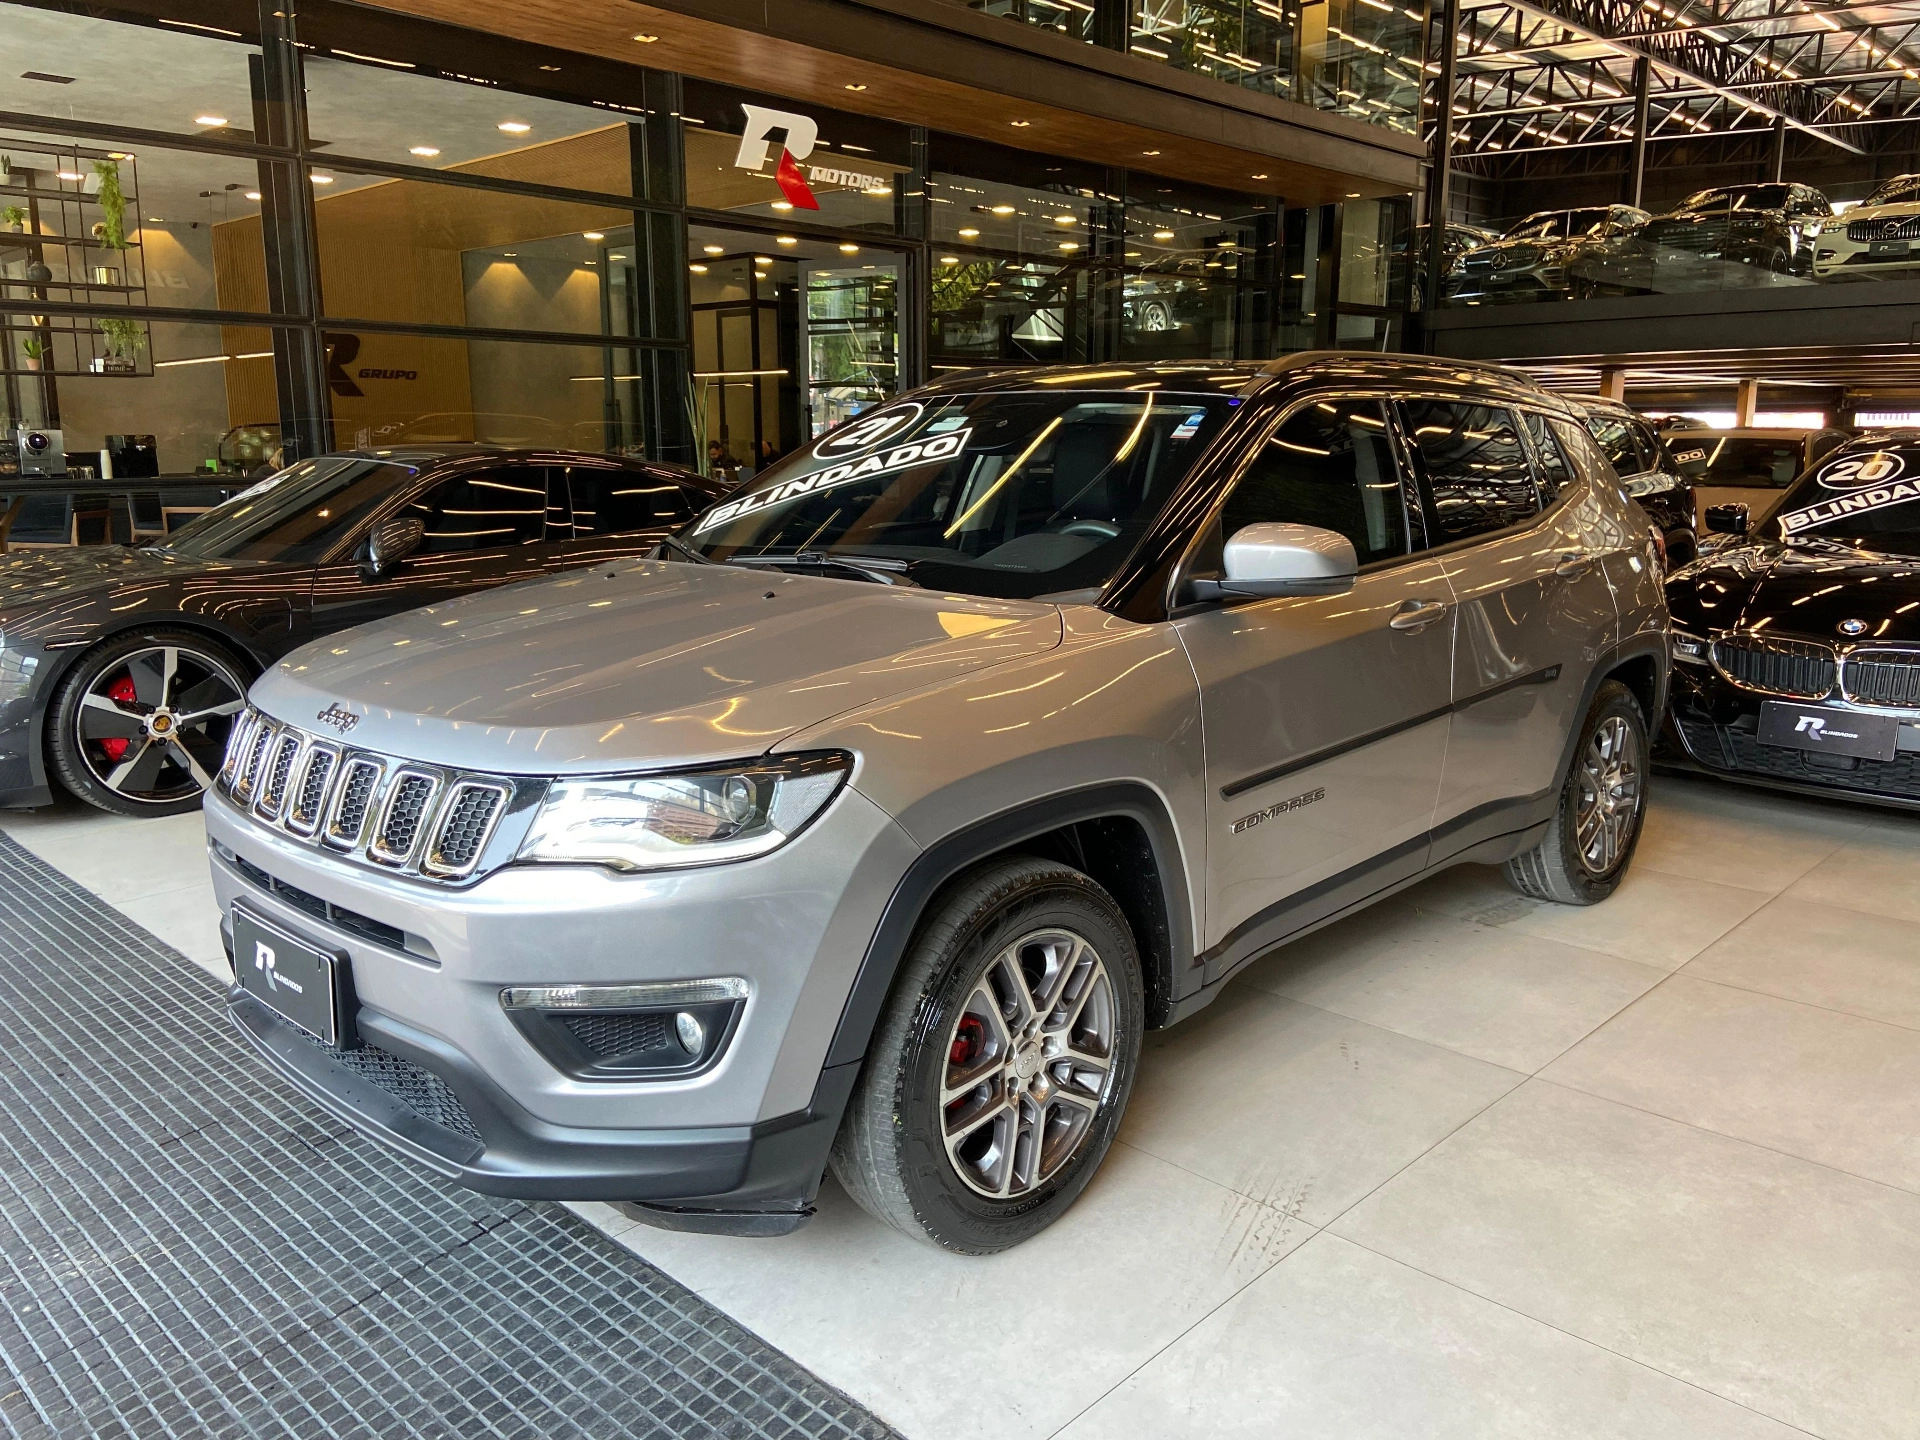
[704,244,724,255]
[56,169,84,181]
[194,114,227,127]
[776,235,798,245]
[146,215,164,223]
[958,227,980,237]
[754,256,773,264]
[770,200,794,211]
[1153,229,1175,240]
[689,263,708,273]
[1059,241,1079,251]
[244,190,261,201]
[1289,272,1306,279]
[1009,119,1030,127]
[584,231,605,240]
[631,32,658,42]
[839,243,860,254]
[409,144,440,157]
[940,255,959,264]
[1346,191,1361,198]
[991,204,1016,216]
[1054,215,1075,225]
[504,251,517,257]
[844,83,867,91]
[498,120,531,133]
[610,253,626,261]
[310,173,334,184]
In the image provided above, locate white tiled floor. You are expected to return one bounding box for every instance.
[6,773,1918,1439]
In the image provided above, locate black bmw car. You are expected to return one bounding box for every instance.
[0,448,724,817]
[1664,431,1920,809]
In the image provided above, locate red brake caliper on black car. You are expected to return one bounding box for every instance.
[99,674,139,763]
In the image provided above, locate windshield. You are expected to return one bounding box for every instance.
[160,456,416,563]
[685,388,1239,599]
[1503,209,1611,241]
[1865,177,1920,206]
[1689,435,1806,489]
[1771,445,1920,555]
[1680,185,1790,212]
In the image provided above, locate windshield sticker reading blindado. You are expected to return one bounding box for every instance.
[1780,462,1920,536]
[697,428,973,533]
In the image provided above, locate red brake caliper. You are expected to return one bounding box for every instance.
[950,1014,984,1068]
[99,674,139,763]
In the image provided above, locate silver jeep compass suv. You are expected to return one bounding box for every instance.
[209,354,1668,1253]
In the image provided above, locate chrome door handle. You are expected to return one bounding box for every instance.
[1554,552,1594,578]
[1389,599,1450,632]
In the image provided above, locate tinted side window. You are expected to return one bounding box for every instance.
[1628,420,1664,472]
[1402,401,1540,543]
[566,465,698,535]
[1221,399,1410,565]
[1550,417,1620,486]
[1584,415,1643,476]
[1522,412,1572,504]
[407,465,554,555]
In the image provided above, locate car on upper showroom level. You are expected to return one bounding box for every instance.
[0,448,723,817]
[1578,398,1698,568]
[1632,183,1834,279]
[1664,431,1920,809]
[1813,173,1920,278]
[1663,425,1851,526]
[1444,205,1649,303]
[208,353,1668,1255]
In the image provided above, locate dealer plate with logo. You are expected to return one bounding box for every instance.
[1869,239,1911,256]
[232,904,350,1046]
[1757,701,1899,762]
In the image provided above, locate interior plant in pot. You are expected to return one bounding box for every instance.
[21,336,46,372]
[95,316,146,373]
[90,159,128,250]
[1,205,25,233]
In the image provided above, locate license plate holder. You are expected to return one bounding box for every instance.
[232,904,352,1047]
[1870,239,1911,256]
[1757,701,1900,761]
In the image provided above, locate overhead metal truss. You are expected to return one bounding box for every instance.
[1435,0,1920,160]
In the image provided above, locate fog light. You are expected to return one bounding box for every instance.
[675,1011,706,1055]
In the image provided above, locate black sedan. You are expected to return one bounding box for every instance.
[1664,431,1920,809]
[0,448,724,816]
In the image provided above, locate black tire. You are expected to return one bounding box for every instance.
[1663,528,1698,571]
[831,855,1145,1253]
[49,628,251,817]
[1505,680,1648,905]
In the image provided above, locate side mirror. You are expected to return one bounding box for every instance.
[1191,522,1359,601]
[365,516,425,576]
[1704,502,1749,536]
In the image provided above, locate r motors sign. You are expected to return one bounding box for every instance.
[731,104,894,209]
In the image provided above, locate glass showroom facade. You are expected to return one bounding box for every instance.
[0,0,1416,478]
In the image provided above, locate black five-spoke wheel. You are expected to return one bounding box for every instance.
[50,630,250,816]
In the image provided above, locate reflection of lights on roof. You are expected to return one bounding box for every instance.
[194,114,228,127]
[840,243,860,254]
[845,82,868,91]
[1054,215,1076,225]
[771,200,794,211]
[1010,119,1030,127]
[776,236,798,246]
[940,255,959,264]
[584,231,605,240]
[958,228,980,237]
[689,263,708,273]
[409,145,440,157]
[1142,149,1160,156]
[991,204,1016,216]
[864,186,892,196]
[1153,229,1175,240]
[631,32,658,42]
[310,173,334,183]
[754,256,773,265]
[244,190,261,201]
[704,244,724,255]
[1059,241,1080,252]
[1251,173,1269,180]
[498,120,531,133]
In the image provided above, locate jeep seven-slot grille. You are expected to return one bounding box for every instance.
[1711,633,1837,699]
[1842,649,1920,708]
[217,707,527,884]
[1847,215,1920,242]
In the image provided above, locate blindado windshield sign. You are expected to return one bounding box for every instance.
[1778,450,1920,535]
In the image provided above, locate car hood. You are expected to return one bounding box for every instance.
[0,545,262,632]
[252,559,1064,774]
[1668,542,1920,643]
[1847,201,1920,223]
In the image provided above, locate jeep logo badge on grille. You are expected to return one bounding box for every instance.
[316,702,360,734]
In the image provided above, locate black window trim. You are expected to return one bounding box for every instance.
[1391,396,1565,560]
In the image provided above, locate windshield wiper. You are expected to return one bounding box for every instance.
[724,551,918,586]
[656,532,712,565]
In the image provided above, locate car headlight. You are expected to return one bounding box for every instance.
[1671,630,1711,666]
[518,752,851,872]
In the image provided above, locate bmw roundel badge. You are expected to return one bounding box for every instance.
[1837,618,1869,637]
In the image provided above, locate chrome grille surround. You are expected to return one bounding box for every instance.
[220,709,260,786]
[284,743,340,837]
[1710,631,1837,700]
[1840,647,1920,710]
[216,707,530,885]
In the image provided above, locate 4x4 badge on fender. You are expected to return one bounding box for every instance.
[315,703,359,734]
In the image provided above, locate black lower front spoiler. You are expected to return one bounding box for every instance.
[228,989,858,1237]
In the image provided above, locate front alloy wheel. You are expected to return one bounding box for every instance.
[50,631,249,816]
[833,856,1144,1252]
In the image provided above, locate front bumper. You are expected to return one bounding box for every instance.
[206,777,920,1230]
[1665,661,1920,811]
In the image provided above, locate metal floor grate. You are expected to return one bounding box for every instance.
[0,832,899,1440]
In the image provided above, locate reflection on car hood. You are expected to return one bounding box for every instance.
[253,559,1065,774]
[0,546,266,631]
[1668,542,1920,643]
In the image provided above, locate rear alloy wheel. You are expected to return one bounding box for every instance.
[1504,679,1648,904]
[50,631,249,817]
[832,856,1144,1253]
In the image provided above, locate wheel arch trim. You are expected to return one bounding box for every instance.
[821,781,1195,1071]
